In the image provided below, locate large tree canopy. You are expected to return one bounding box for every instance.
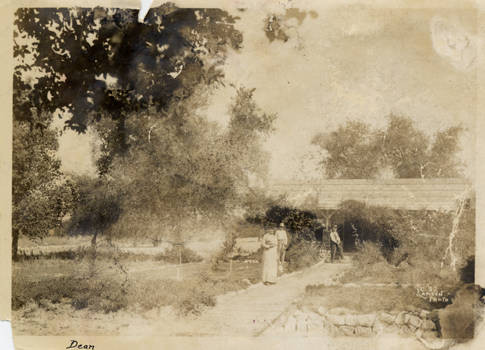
[14,5,242,131]
[14,6,244,176]
[311,115,464,179]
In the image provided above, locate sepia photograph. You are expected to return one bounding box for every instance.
[8,0,484,349]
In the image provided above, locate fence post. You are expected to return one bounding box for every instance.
[176,244,182,280]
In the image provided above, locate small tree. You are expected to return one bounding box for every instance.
[12,113,76,260]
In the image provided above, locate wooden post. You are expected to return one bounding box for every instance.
[176,244,182,280]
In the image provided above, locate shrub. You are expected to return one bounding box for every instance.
[15,246,156,262]
[125,276,222,316]
[304,284,433,314]
[286,239,321,272]
[353,241,386,265]
[211,233,238,270]
[248,205,323,243]
[12,274,128,313]
[175,290,217,316]
[155,245,203,264]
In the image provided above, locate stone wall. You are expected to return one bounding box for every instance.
[267,305,439,341]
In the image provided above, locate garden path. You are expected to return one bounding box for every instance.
[158,257,352,336]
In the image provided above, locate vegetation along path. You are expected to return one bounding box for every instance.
[157,258,351,337]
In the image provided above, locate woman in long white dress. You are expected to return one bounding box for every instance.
[261,228,278,285]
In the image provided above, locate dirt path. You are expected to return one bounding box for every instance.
[152,258,352,336]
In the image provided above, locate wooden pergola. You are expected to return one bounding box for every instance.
[266,178,472,228]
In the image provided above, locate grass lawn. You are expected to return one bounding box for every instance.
[12,253,262,317]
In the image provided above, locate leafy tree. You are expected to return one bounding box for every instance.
[106,87,275,242]
[14,5,242,173]
[311,121,381,178]
[427,126,464,177]
[12,112,76,260]
[312,115,464,179]
[379,115,431,178]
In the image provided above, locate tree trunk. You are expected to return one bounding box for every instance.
[12,229,19,261]
[91,231,98,248]
[89,232,98,277]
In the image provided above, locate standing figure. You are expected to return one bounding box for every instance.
[275,222,288,271]
[330,224,344,262]
[261,228,278,285]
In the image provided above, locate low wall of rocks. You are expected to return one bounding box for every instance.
[267,306,439,340]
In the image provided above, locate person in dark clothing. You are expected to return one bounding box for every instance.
[330,225,343,262]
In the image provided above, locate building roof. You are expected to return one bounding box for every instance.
[267,178,472,211]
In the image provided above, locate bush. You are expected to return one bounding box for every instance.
[155,245,203,264]
[248,205,323,243]
[353,241,386,265]
[286,239,321,272]
[211,233,238,270]
[175,290,217,316]
[12,274,128,313]
[15,246,156,262]
[126,276,222,316]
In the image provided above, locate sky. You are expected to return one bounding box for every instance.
[57,1,478,183]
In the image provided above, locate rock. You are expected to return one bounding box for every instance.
[373,320,385,335]
[379,312,396,325]
[296,318,308,333]
[307,311,321,320]
[241,278,251,286]
[408,324,418,333]
[395,311,406,325]
[403,313,411,325]
[340,326,355,336]
[358,314,377,327]
[324,322,340,337]
[398,325,410,335]
[408,315,422,328]
[307,317,323,332]
[317,306,326,316]
[421,330,439,341]
[326,314,346,326]
[421,320,436,331]
[284,316,297,332]
[328,307,353,315]
[405,305,419,313]
[345,314,357,326]
[420,310,430,319]
[354,326,373,337]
